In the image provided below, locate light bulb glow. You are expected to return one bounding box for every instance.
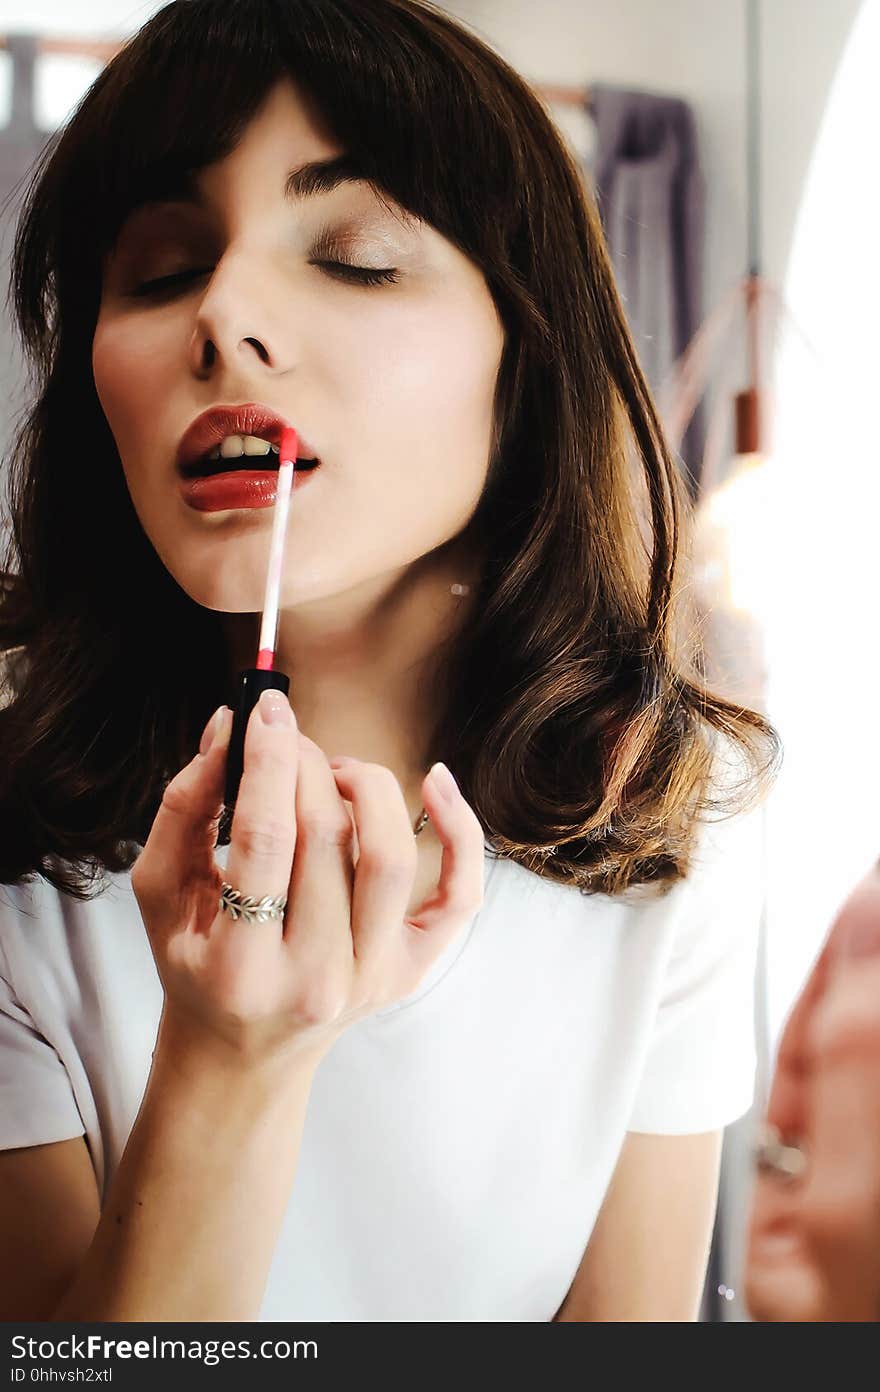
[695,451,778,616]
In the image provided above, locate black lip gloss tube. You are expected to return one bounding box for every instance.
[223,666,291,816]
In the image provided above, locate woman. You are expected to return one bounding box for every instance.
[0,0,779,1321]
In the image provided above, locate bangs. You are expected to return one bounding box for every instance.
[90,15,289,259]
[44,0,522,313]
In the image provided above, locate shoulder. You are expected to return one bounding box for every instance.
[0,875,77,1007]
[0,867,144,1020]
[650,730,768,1001]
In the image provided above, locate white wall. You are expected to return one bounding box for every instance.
[444,0,863,351]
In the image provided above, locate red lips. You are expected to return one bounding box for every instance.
[176,403,318,474]
[178,467,320,512]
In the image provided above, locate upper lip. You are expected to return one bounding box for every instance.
[176,403,320,475]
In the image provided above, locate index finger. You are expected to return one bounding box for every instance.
[223,690,301,919]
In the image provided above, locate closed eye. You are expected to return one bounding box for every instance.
[315,261,400,287]
[132,260,400,296]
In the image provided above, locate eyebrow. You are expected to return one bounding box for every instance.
[287,155,420,229]
[285,153,369,199]
[137,154,399,214]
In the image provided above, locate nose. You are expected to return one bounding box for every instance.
[188,248,294,379]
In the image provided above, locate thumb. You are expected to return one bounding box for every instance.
[136,705,233,895]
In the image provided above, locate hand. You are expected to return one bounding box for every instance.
[744,862,880,1321]
[131,692,485,1071]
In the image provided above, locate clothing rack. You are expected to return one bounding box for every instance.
[0,33,591,108]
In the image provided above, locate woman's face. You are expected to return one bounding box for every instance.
[93,77,505,614]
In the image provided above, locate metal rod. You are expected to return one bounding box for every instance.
[746,0,762,278]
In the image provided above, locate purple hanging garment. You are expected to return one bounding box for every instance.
[587,83,707,496]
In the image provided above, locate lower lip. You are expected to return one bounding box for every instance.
[178,467,320,512]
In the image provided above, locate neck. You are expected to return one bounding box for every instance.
[222,538,479,833]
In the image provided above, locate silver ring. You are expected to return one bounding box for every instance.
[219,881,288,924]
[753,1122,808,1181]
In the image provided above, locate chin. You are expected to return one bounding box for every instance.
[151,543,266,614]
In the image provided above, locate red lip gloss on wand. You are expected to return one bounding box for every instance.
[222,427,298,822]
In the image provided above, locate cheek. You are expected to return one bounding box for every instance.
[91,311,190,558]
[92,318,141,452]
[343,287,502,506]
[91,320,119,421]
[91,317,172,535]
[92,313,176,444]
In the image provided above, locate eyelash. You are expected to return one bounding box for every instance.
[132,260,400,296]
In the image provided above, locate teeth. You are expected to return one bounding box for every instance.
[209,435,279,461]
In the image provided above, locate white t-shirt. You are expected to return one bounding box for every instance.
[0,739,764,1321]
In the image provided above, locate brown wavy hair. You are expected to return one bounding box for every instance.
[0,0,781,902]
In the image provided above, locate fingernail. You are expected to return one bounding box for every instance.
[259,689,294,726]
[200,705,228,756]
[429,761,459,801]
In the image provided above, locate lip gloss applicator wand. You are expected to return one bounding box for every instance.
[222,426,299,824]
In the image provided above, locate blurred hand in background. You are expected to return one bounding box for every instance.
[745,862,880,1321]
